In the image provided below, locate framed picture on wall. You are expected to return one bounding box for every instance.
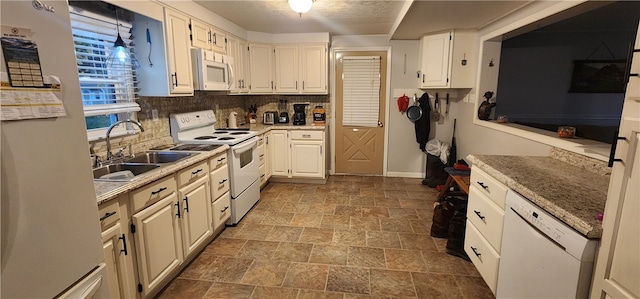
[568,59,627,93]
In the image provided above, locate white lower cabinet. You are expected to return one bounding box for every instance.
[212,192,231,230]
[99,195,136,299]
[209,152,230,230]
[269,129,325,179]
[132,192,183,297]
[178,175,212,258]
[258,132,272,186]
[464,167,507,295]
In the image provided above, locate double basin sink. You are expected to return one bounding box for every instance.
[93,151,196,181]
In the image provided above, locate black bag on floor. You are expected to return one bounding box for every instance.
[430,199,455,238]
[422,153,448,187]
[446,198,471,261]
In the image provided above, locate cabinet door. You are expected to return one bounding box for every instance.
[240,39,250,92]
[300,44,327,93]
[164,9,193,94]
[101,222,134,299]
[226,36,243,93]
[132,193,183,297]
[190,19,211,50]
[210,27,226,54]
[290,140,324,178]
[179,176,212,258]
[419,31,451,88]
[274,45,299,93]
[249,43,274,93]
[270,130,289,176]
[265,132,272,180]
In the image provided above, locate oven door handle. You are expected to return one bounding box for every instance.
[232,137,257,154]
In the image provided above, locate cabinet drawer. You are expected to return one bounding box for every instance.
[290,130,323,140]
[212,192,231,229]
[177,161,209,187]
[468,187,505,252]
[130,175,178,213]
[465,221,500,294]
[257,136,265,147]
[470,167,508,209]
[210,164,229,200]
[258,143,265,165]
[209,152,228,171]
[98,199,121,231]
[259,163,266,184]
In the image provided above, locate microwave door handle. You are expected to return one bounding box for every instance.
[228,63,235,90]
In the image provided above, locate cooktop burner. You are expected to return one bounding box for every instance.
[195,136,217,140]
[230,132,250,135]
[218,137,235,140]
[212,131,228,135]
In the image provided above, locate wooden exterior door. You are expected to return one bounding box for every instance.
[335,51,387,175]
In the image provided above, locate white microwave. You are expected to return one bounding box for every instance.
[191,48,235,91]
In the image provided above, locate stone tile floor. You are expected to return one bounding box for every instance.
[156,175,494,299]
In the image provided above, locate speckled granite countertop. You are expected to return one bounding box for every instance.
[94,145,229,205]
[467,150,610,239]
[239,123,326,135]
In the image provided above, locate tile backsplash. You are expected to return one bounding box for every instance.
[91,92,330,158]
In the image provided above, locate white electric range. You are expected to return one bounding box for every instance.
[170,110,260,225]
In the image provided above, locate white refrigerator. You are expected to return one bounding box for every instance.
[1,1,109,298]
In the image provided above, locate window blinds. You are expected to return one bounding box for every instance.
[342,56,381,127]
[69,8,140,117]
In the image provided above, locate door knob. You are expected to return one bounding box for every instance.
[378,121,384,127]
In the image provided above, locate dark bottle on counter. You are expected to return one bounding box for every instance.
[313,105,326,125]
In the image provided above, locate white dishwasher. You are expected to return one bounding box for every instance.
[497,190,598,299]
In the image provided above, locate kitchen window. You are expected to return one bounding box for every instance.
[69,4,140,141]
[341,56,381,127]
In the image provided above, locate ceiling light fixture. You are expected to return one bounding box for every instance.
[288,0,313,16]
[107,6,140,69]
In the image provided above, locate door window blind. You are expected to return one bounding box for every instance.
[69,8,139,117]
[342,56,381,127]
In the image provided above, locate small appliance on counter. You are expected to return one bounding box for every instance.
[313,105,326,125]
[293,103,308,125]
[278,99,289,124]
[263,111,277,125]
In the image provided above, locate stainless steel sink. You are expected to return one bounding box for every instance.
[124,151,194,164]
[93,163,161,180]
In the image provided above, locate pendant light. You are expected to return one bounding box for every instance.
[106,7,140,69]
[288,0,313,16]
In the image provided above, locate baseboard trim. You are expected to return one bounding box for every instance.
[385,171,424,178]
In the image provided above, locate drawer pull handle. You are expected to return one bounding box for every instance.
[477,182,489,191]
[260,174,265,178]
[151,187,167,195]
[218,157,226,162]
[474,210,485,220]
[471,246,481,257]
[220,206,229,213]
[302,134,311,138]
[99,211,116,221]
[183,196,190,212]
[175,201,181,218]
[119,234,128,256]
[192,169,203,175]
[219,179,228,185]
[260,154,264,158]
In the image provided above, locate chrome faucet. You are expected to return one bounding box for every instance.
[106,119,145,161]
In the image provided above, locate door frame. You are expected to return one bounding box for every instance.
[329,46,392,176]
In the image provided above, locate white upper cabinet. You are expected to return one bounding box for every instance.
[300,44,328,94]
[164,9,194,94]
[133,8,193,96]
[249,43,274,93]
[418,30,477,89]
[274,45,299,93]
[227,35,250,93]
[273,43,328,94]
[189,18,226,54]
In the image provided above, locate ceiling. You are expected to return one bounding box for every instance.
[193,0,533,40]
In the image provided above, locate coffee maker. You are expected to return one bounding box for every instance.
[293,104,307,125]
